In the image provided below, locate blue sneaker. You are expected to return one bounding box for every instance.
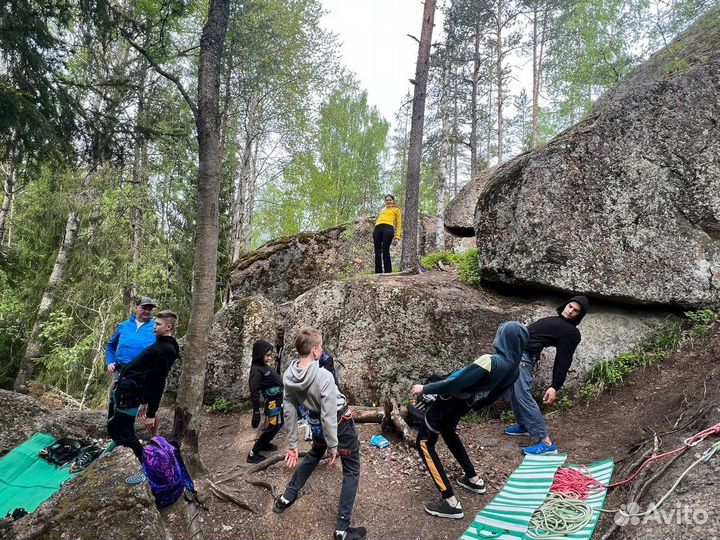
[523,441,558,455]
[504,425,529,436]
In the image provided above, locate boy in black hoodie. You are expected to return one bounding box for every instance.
[107,310,180,462]
[247,339,284,464]
[411,321,529,520]
[504,295,589,455]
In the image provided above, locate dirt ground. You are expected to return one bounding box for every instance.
[161,324,720,540]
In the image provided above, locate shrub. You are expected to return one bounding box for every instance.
[457,248,481,285]
[211,396,238,413]
[420,250,460,269]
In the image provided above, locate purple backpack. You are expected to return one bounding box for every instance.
[142,436,196,508]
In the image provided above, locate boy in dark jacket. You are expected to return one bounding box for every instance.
[504,295,589,455]
[247,339,284,464]
[411,321,529,519]
[107,310,180,462]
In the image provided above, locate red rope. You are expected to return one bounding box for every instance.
[549,422,720,497]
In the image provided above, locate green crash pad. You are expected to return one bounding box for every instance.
[0,433,74,517]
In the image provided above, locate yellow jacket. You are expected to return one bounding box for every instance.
[375,207,402,239]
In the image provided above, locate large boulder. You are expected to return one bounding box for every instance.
[230,216,457,304]
[444,166,497,236]
[4,450,166,540]
[279,272,675,403]
[165,295,279,405]
[473,9,720,308]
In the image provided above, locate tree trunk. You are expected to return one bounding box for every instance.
[496,0,504,164]
[231,93,258,263]
[470,18,481,179]
[0,159,16,249]
[436,44,451,251]
[172,0,230,469]
[130,67,149,299]
[401,0,436,272]
[14,210,82,392]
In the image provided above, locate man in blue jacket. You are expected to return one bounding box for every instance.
[106,297,157,382]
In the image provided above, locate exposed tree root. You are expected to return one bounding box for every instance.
[384,398,416,447]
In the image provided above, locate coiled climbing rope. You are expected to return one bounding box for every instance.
[527,493,594,538]
[526,423,720,538]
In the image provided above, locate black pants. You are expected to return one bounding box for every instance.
[107,395,143,462]
[416,396,477,499]
[252,417,282,453]
[373,224,394,273]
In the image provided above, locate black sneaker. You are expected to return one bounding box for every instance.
[424,499,464,519]
[246,451,265,464]
[273,495,294,514]
[334,527,367,540]
[260,443,278,452]
[457,475,486,494]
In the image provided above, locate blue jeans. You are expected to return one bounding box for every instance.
[507,352,549,440]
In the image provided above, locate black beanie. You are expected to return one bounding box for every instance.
[252,340,273,365]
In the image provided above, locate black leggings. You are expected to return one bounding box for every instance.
[252,418,282,453]
[107,397,144,462]
[416,397,477,499]
[373,224,394,273]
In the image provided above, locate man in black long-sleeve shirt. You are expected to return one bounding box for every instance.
[107,310,180,462]
[505,295,589,455]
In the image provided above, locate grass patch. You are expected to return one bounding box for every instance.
[420,248,481,286]
[210,396,239,413]
[579,309,716,399]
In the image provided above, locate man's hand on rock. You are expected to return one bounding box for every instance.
[137,404,147,420]
[411,384,424,398]
[107,363,115,373]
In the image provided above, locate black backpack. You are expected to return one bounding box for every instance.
[39,438,84,466]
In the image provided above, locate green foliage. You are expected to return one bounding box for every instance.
[211,396,239,413]
[684,308,717,337]
[457,249,481,286]
[254,75,389,240]
[420,250,461,269]
[579,310,715,399]
[419,249,481,286]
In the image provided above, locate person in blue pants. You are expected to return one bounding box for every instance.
[505,295,589,455]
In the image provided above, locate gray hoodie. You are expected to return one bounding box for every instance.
[283,359,348,454]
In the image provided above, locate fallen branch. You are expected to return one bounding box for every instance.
[384,398,416,447]
[247,479,277,499]
[352,406,384,423]
[208,479,257,514]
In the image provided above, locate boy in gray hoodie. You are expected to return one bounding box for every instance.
[273,327,365,540]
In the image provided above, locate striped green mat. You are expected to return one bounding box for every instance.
[459,456,614,540]
[460,454,568,540]
[527,458,614,540]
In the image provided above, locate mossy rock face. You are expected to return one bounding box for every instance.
[229,216,459,305]
[472,7,720,308]
[165,295,279,405]
[7,450,166,540]
[280,273,676,403]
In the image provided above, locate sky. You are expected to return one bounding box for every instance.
[320,0,435,127]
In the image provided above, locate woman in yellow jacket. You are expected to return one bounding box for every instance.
[373,194,402,273]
